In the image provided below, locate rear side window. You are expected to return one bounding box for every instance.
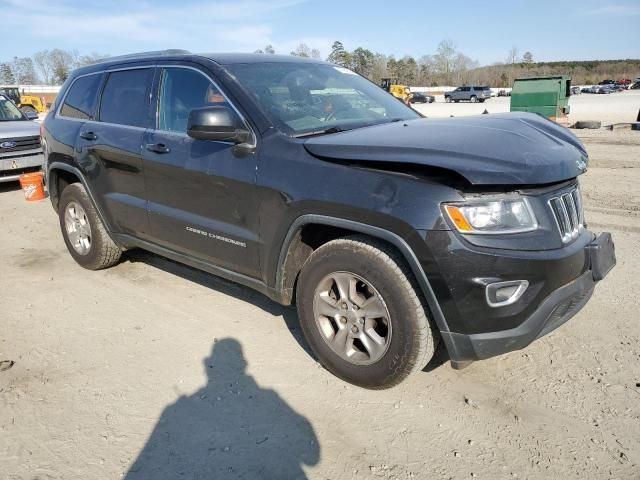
[60,74,102,120]
[99,69,153,128]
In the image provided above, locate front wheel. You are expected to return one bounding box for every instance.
[296,237,436,389]
[58,183,122,270]
[445,96,451,103]
[470,95,477,103]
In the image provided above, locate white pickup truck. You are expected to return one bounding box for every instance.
[0,94,43,183]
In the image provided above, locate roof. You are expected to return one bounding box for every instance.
[199,53,328,65]
[72,50,330,77]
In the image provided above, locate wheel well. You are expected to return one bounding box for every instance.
[278,223,403,306]
[49,164,80,211]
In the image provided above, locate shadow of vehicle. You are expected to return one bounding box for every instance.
[123,250,313,358]
[124,338,320,479]
[0,181,22,194]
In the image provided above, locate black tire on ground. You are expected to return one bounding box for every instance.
[296,236,437,389]
[58,183,122,270]
[20,106,37,115]
[470,95,477,103]
[574,120,602,129]
[479,98,485,103]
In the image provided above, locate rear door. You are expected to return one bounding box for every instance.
[142,65,261,278]
[75,66,155,237]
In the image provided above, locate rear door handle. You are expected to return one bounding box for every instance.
[146,143,171,154]
[80,131,97,141]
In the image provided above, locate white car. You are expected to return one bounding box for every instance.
[0,94,43,183]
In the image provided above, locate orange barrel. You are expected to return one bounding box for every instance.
[19,171,46,202]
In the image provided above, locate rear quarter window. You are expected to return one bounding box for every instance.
[60,74,103,120]
[99,68,154,128]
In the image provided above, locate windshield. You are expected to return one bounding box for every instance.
[0,97,25,122]
[227,62,420,136]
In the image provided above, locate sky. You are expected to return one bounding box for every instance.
[1,0,638,65]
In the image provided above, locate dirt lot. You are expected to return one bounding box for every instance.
[1,121,640,479]
[413,90,640,125]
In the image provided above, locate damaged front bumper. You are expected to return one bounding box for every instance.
[427,231,616,367]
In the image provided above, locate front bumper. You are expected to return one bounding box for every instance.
[0,152,44,183]
[421,230,615,364]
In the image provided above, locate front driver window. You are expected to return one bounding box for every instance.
[158,68,227,133]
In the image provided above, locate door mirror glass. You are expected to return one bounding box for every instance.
[187,106,251,143]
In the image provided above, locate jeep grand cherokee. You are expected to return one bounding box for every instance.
[41,51,615,389]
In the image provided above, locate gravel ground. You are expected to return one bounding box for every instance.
[1,122,639,479]
[413,90,640,125]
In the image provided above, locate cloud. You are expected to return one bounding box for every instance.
[581,4,640,16]
[0,0,317,56]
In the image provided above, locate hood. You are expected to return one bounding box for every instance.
[0,120,40,139]
[303,112,588,185]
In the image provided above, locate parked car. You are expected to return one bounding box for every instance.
[581,86,595,93]
[630,82,640,90]
[409,92,435,104]
[596,85,613,94]
[616,79,631,86]
[42,51,616,389]
[598,79,615,85]
[0,94,43,183]
[444,85,491,103]
[497,89,511,97]
[570,86,581,95]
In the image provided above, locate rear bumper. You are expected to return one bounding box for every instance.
[430,232,615,364]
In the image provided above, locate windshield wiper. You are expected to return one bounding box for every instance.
[293,126,347,138]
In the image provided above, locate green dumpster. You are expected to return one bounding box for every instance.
[510,75,571,124]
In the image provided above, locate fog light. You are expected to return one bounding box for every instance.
[486,280,528,308]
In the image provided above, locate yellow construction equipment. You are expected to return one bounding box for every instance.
[380,78,412,104]
[0,86,48,114]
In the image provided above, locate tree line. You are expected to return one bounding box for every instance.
[0,49,107,85]
[2,43,638,88]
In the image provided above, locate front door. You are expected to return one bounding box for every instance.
[142,66,260,278]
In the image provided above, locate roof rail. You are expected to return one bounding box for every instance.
[96,49,191,64]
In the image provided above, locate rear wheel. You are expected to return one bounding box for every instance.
[58,183,121,270]
[296,236,436,389]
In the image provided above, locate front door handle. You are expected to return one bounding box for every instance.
[146,143,171,154]
[80,131,97,141]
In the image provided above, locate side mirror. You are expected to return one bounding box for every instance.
[24,111,38,120]
[187,106,252,144]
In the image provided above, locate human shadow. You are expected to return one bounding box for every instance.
[124,338,319,479]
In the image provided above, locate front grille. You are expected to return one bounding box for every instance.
[548,186,584,243]
[0,135,41,153]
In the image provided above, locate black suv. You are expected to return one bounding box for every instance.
[42,51,615,389]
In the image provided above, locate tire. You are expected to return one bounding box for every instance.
[479,98,485,103]
[445,96,451,103]
[574,120,602,129]
[296,236,436,389]
[58,183,122,270]
[20,105,37,115]
[470,95,477,103]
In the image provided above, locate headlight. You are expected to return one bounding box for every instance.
[444,197,538,234]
